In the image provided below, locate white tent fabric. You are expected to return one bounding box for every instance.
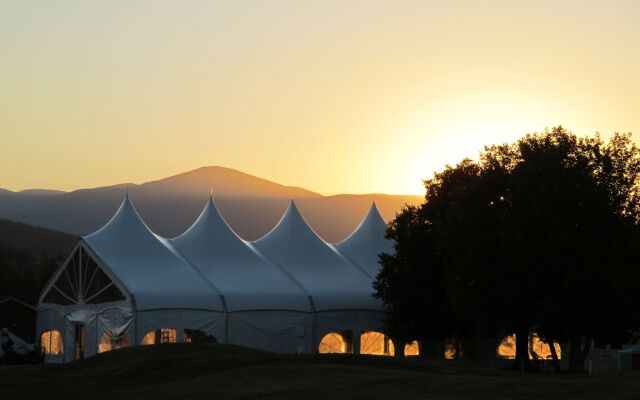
[171,197,311,312]
[334,202,394,279]
[170,197,313,352]
[84,195,224,312]
[37,195,394,361]
[227,311,312,353]
[252,200,381,312]
[136,309,224,343]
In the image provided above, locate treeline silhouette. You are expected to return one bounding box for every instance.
[375,127,640,372]
[0,219,77,305]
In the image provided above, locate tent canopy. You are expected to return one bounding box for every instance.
[334,202,393,279]
[84,195,224,312]
[171,197,311,312]
[253,200,381,311]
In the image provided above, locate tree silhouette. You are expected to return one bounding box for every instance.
[375,127,640,371]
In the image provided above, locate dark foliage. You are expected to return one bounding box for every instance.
[375,127,640,371]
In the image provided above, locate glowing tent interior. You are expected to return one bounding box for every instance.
[37,194,397,362]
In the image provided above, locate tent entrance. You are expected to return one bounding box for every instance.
[74,324,85,360]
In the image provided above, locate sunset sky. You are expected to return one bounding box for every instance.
[1,0,638,195]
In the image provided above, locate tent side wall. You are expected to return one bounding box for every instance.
[135,309,226,345]
[227,310,313,353]
[36,307,67,363]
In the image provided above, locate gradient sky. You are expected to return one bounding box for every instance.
[1,0,638,195]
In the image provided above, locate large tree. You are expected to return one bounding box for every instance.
[375,127,640,371]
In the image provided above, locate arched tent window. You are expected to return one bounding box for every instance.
[404,341,420,356]
[183,329,216,344]
[497,334,562,359]
[497,335,516,359]
[319,332,353,354]
[140,329,177,345]
[40,330,63,355]
[529,333,562,360]
[41,247,126,305]
[98,332,130,353]
[445,344,457,359]
[360,331,394,356]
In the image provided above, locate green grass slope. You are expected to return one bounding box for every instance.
[2,344,640,400]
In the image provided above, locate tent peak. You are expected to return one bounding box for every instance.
[284,198,305,221]
[85,191,149,239]
[333,199,394,278]
[253,196,320,244]
[173,194,240,243]
[367,200,385,224]
[369,200,380,215]
[335,201,387,246]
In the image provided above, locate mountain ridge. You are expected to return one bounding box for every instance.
[0,166,422,242]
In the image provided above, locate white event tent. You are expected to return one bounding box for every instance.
[36,194,394,362]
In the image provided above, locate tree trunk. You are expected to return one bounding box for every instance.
[465,335,500,367]
[456,339,464,359]
[577,336,592,372]
[422,338,444,360]
[568,336,580,372]
[461,336,482,363]
[513,327,532,371]
[394,339,405,359]
[568,336,591,373]
[547,338,561,373]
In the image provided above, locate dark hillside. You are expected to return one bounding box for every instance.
[0,219,77,304]
[0,218,77,257]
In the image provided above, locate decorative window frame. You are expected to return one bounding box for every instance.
[38,240,132,308]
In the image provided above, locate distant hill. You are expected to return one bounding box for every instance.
[0,166,423,242]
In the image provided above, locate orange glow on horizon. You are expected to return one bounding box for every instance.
[1,2,638,195]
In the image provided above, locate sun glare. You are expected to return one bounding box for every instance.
[387,91,587,195]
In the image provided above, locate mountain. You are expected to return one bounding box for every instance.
[0,166,422,242]
[0,188,66,220]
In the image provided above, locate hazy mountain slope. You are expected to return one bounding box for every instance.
[0,166,422,242]
[294,194,419,243]
[0,188,66,220]
[142,166,321,199]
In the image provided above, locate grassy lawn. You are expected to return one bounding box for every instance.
[1,344,639,400]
